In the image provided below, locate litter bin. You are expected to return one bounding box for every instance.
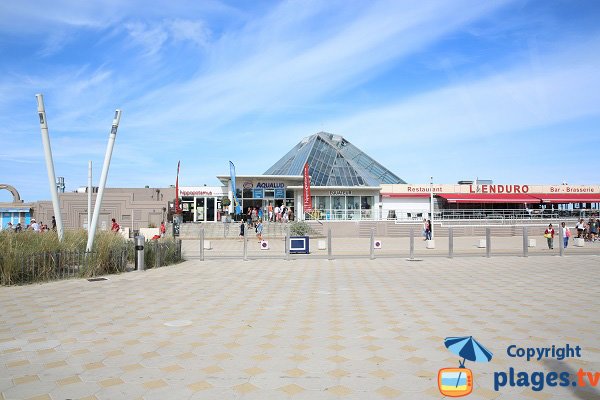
[135,235,145,271]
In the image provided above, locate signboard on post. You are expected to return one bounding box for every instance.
[303,163,312,212]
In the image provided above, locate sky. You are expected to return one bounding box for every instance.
[1,0,599,202]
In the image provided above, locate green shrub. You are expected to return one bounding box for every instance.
[289,221,311,236]
[0,230,180,285]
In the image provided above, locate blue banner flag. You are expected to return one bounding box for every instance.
[229,161,241,215]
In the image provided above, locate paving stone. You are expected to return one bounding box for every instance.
[0,256,598,399]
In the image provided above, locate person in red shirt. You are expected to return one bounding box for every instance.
[111,218,120,233]
[544,223,555,250]
[160,221,166,238]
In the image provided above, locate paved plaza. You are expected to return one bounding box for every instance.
[1,255,599,399]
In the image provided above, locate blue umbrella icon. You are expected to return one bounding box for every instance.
[444,336,493,388]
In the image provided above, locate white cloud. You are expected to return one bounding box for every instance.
[124,22,169,57]
[322,38,600,149]
[122,1,513,131]
[169,19,210,47]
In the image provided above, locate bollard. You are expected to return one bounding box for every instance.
[486,228,491,258]
[154,242,160,269]
[448,227,454,258]
[135,235,145,271]
[523,227,528,257]
[370,228,375,260]
[285,233,290,261]
[409,228,414,260]
[327,228,333,260]
[243,230,248,261]
[199,228,205,261]
[559,223,564,257]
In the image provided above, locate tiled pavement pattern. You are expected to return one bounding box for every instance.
[1,256,599,399]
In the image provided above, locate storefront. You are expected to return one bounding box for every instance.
[305,188,380,220]
[217,175,303,220]
[1,207,32,229]
[381,183,600,219]
[178,186,226,222]
[218,172,384,221]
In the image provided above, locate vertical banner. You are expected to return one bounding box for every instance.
[175,161,182,214]
[229,161,242,215]
[303,162,312,212]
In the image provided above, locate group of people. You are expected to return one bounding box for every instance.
[112,219,167,238]
[247,204,294,224]
[239,219,263,242]
[543,217,599,250]
[3,216,56,233]
[574,217,599,242]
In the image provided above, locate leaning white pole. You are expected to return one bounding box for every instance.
[36,94,64,241]
[86,110,122,252]
[87,160,92,230]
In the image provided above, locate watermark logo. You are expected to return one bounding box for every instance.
[438,367,473,397]
[438,336,493,397]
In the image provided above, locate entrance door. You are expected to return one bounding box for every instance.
[207,198,215,221]
[195,198,205,221]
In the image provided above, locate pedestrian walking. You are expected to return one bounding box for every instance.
[256,219,263,242]
[561,222,571,248]
[544,223,555,249]
[239,221,245,239]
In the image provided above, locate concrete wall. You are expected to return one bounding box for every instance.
[33,187,175,231]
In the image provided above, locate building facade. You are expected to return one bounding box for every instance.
[3,132,599,231]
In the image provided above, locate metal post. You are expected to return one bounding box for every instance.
[243,228,248,261]
[36,94,64,241]
[327,228,333,260]
[370,228,375,260]
[87,160,92,231]
[284,230,290,261]
[86,109,122,252]
[559,223,564,256]
[430,176,434,240]
[448,227,454,258]
[409,228,414,260]
[199,228,205,261]
[523,226,528,257]
[155,242,160,269]
[486,227,491,258]
[135,235,145,271]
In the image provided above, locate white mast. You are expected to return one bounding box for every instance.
[35,94,64,241]
[86,110,122,252]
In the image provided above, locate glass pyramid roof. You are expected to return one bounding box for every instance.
[264,132,406,186]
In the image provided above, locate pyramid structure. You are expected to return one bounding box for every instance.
[264,132,405,186]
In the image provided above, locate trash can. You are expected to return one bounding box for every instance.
[135,235,145,271]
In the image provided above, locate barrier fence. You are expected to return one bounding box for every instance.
[0,240,183,285]
[183,227,600,260]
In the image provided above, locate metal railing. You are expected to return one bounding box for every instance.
[182,226,599,261]
[392,208,598,222]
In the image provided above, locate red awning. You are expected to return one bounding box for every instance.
[532,194,600,203]
[436,193,540,203]
[381,193,431,198]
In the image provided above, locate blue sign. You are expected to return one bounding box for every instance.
[253,188,264,199]
[274,188,285,199]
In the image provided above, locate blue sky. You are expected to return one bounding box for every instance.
[1,0,599,202]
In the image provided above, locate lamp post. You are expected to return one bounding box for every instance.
[430,176,434,240]
[86,110,122,252]
[36,94,64,241]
